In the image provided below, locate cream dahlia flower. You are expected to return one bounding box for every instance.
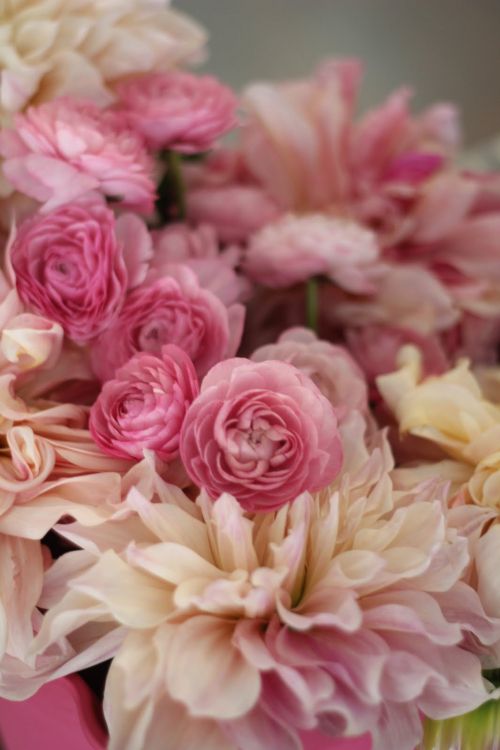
[0,0,206,121]
[32,414,499,750]
[378,346,500,663]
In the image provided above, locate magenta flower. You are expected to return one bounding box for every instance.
[0,97,156,213]
[89,345,199,462]
[180,358,343,511]
[90,265,244,381]
[116,71,237,152]
[9,202,128,345]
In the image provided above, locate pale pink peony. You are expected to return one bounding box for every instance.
[180,358,343,510]
[116,71,237,152]
[90,265,244,381]
[151,223,251,305]
[244,214,380,292]
[90,345,199,462]
[31,414,499,750]
[0,98,156,212]
[9,202,128,345]
[251,327,368,420]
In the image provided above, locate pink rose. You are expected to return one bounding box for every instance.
[151,223,251,305]
[116,71,237,152]
[9,202,128,344]
[89,344,199,461]
[251,327,368,421]
[244,214,379,292]
[91,265,244,381]
[0,98,155,213]
[180,358,343,511]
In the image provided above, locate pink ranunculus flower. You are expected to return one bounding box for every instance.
[91,265,244,382]
[116,71,237,153]
[89,344,199,462]
[180,358,343,510]
[0,98,156,213]
[9,202,128,345]
[244,213,380,292]
[151,223,251,306]
[251,327,368,421]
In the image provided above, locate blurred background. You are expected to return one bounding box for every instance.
[178,0,500,157]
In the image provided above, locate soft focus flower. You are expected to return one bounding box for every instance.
[251,327,368,420]
[10,202,128,344]
[91,265,244,381]
[152,223,251,305]
[180,358,343,510]
[32,414,499,750]
[240,59,461,244]
[90,344,199,462]
[0,98,156,212]
[244,214,379,292]
[0,314,63,375]
[0,0,206,120]
[183,150,281,243]
[116,71,237,152]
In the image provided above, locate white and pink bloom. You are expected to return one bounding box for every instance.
[180,358,343,510]
[90,344,199,462]
[0,98,156,213]
[116,71,237,152]
[91,265,245,381]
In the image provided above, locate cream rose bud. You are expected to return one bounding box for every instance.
[89,345,199,462]
[180,358,343,511]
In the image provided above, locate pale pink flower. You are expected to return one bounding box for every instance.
[183,150,281,243]
[0,98,156,212]
[152,223,251,305]
[180,358,343,510]
[244,214,380,292]
[240,59,461,244]
[31,414,499,750]
[90,265,244,381]
[90,345,199,462]
[251,327,368,420]
[116,71,237,152]
[0,0,207,119]
[9,202,128,345]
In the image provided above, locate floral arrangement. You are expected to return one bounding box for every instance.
[0,3,500,750]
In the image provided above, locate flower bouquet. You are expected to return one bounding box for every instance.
[0,2,500,750]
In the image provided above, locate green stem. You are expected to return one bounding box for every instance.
[306,277,319,332]
[156,150,186,223]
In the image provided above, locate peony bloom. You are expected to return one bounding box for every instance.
[244,214,380,292]
[251,327,368,420]
[90,265,244,381]
[0,0,206,120]
[90,344,199,462]
[0,98,156,212]
[31,414,499,750]
[152,223,251,305]
[180,358,343,510]
[9,202,128,345]
[116,71,237,152]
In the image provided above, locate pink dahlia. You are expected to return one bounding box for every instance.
[0,97,156,213]
[244,214,379,292]
[90,265,244,381]
[180,358,343,510]
[116,71,237,152]
[9,202,128,345]
[89,345,199,462]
